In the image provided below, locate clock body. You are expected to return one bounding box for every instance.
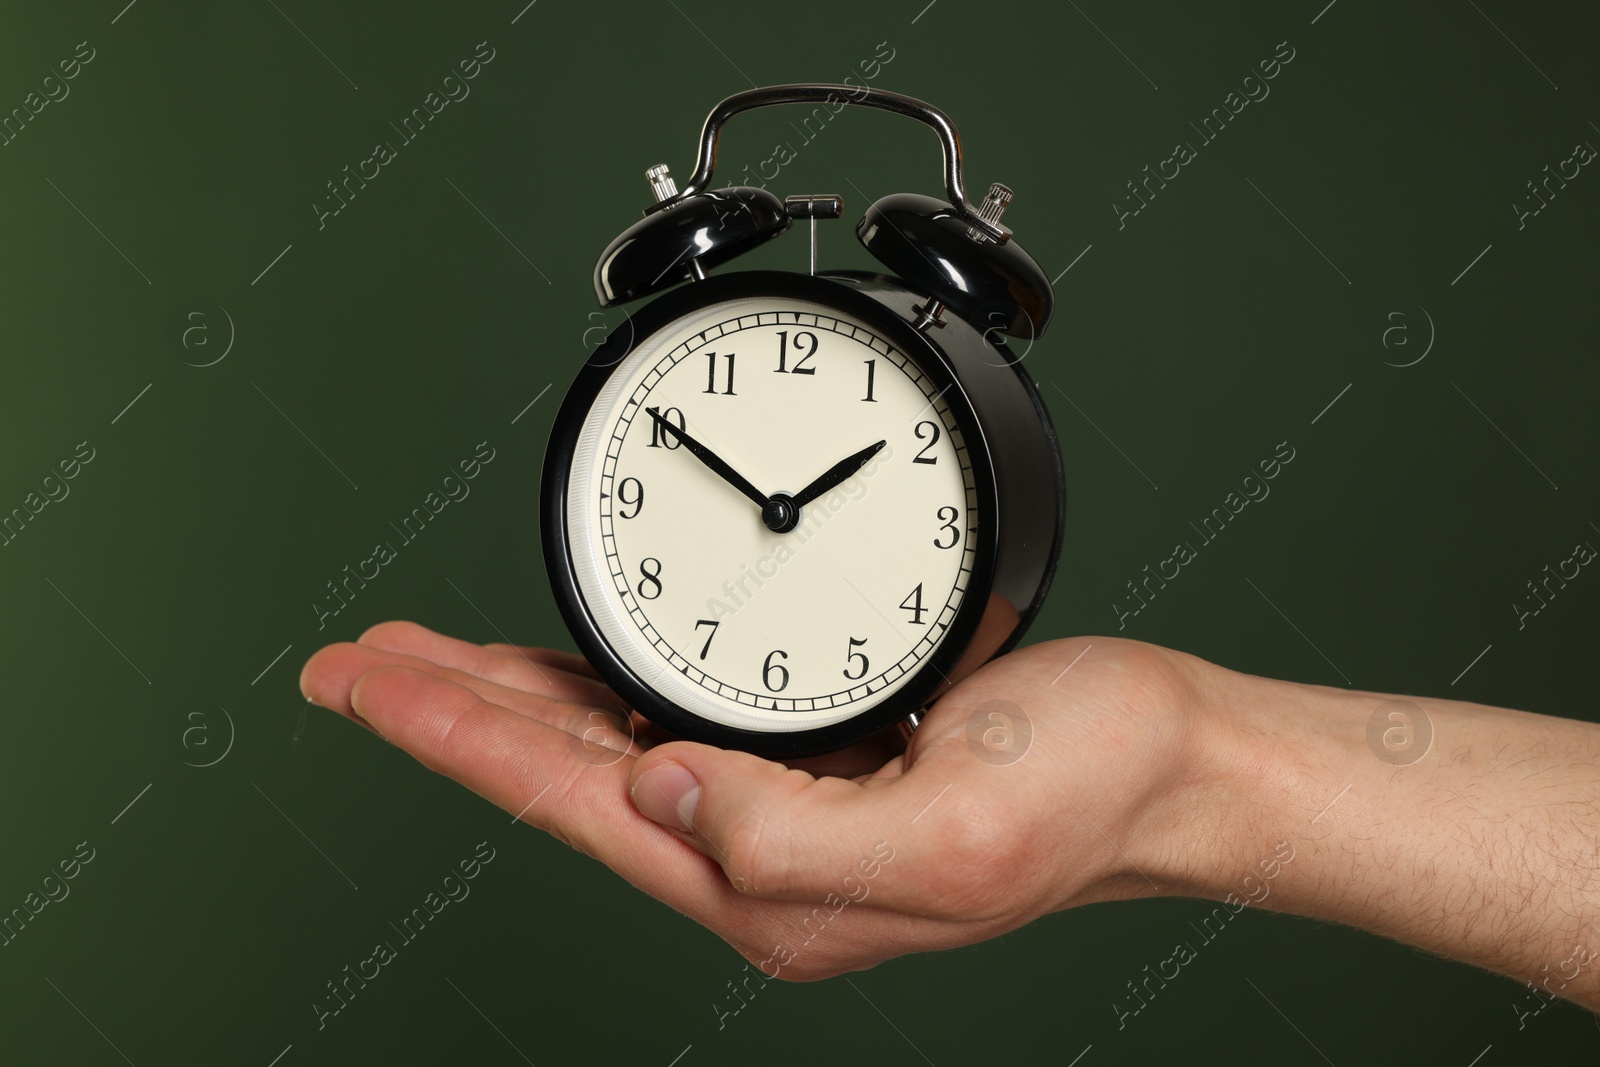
[542,269,1063,757]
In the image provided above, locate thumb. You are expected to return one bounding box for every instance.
[628,741,902,902]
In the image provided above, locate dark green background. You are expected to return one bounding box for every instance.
[2,0,1595,1062]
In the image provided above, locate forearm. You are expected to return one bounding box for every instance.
[1144,654,1600,1009]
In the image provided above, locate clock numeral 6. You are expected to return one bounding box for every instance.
[774,330,817,375]
[703,351,737,395]
[762,649,789,692]
[912,420,941,464]
[899,582,928,625]
[693,618,719,660]
[636,557,663,600]
[617,477,644,519]
[843,636,869,680]
[647,407,684,449]
[934,505,959,548]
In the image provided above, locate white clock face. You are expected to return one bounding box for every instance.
[566,294,979,733]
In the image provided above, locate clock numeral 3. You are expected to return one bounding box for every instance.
[774,330,818,375]
[912,421,941,464]
[617,477,644,519]
[636,557,663,600]
[648,407,685,449]
[693,618,719,660]
[899,582,928,625]
[762,649,790,692]
[703,351,737,395]
[934,505,960,548]
[843,636,870,680]
[861,359,878,403]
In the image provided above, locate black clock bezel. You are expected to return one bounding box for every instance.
[541,270,1001,759]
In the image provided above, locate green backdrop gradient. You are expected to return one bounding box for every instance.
[0,0,1596,1063]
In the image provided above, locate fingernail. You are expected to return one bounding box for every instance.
[347,692,389,742]
[631,762,701,834]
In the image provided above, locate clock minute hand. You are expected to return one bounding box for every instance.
[790,440,887,508]
[644,407,770,510]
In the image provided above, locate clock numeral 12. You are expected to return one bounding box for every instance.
[843,636,869,680]
[774,330,817,375]
[703,351,737,395]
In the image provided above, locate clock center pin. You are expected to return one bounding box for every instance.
[760,492,801,534]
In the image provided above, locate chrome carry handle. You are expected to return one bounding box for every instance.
[647,83,1011,244]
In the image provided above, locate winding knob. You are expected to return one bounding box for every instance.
[646,164,679,204]
[977,182,1013,225]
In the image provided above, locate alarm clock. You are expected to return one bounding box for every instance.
[541,84,1065,758]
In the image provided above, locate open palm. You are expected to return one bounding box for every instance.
[301,621,1196,979]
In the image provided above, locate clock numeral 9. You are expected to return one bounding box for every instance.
[617,477,644,519]
[774,330,818,375]
[636,557,663,600]
[703,351,737,395]
[912,421,941,464]
[899,582,928,625]
[762,649,789,692]
[647,407,685,449]
[934,506,959,548]
[843,636,869,680]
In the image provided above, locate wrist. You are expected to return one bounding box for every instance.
[1121,649,1301,902]
[1131,652,1399,906]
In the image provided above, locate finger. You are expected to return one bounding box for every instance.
[628,741,938,908]
[782,729,906,780]
[304,641,588,717]
[357,620,625,712]
[484,643,604,682]
[301,642,635,756]
[342,665,745,920]
[341,665,985,977]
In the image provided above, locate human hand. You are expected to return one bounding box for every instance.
[299,623,1202,980]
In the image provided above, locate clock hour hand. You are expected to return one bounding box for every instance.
[790,440,887,508]
[644,407,769,510]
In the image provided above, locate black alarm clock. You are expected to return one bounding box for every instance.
[541,84,1065,758]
